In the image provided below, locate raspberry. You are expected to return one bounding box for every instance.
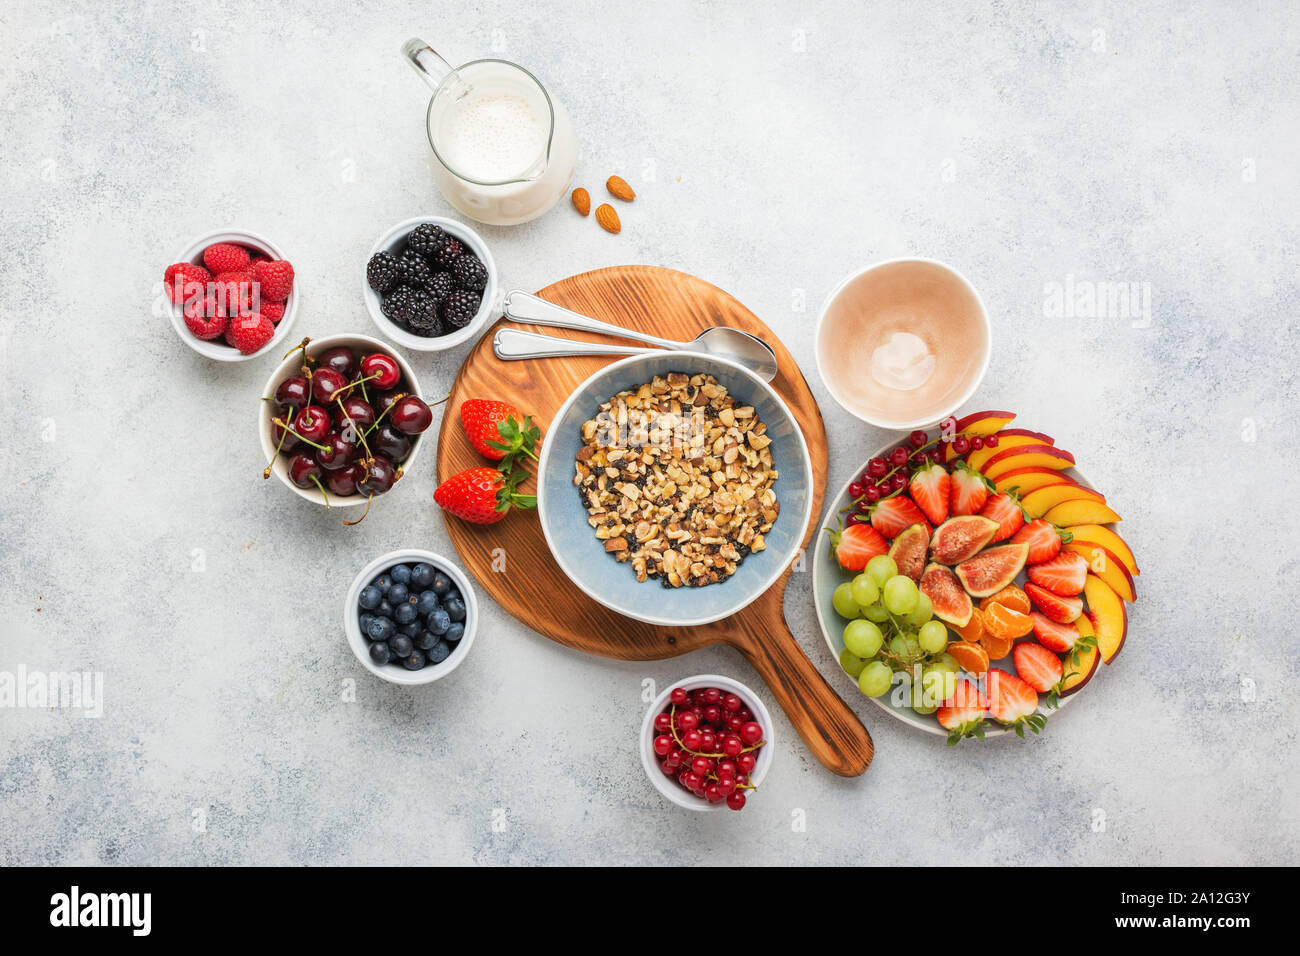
[431,238,463,269]
[406,223,448,258]
[424,271,454,303]
[164,262,211,304]
[366,251,401,294]
[183,297,228,340]
[212,271,253,315]
[260,300,285,323]
[225,312,275,354]
[252,258,295,302]
[442,289,481,329]
[452,254,487,291]
[202,242,252,274]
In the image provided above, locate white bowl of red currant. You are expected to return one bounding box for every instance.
[641,675,774,812]
[258,334,432,513]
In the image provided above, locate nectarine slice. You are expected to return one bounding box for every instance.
[1020,483,1106,519]
[1059,630,1100,697]
[1083,574,1127,664]
[981,446,1076,481]
[1064,542,1136,602]
[1069,524,1139,576]
[992,469,1075,495]
[1043,499,1122,526]
[966,429,1055,472]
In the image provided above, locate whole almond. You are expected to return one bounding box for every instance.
[606,176,635,202]
[595,203,621,234]
[571,187,591,216]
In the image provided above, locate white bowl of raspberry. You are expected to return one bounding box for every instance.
[165,227,300,362]
[258,334,429,511]
[362,216,498,352]
[641,675,775,812]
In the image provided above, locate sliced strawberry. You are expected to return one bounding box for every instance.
[979,492,1025,542]
[1025,551,1088,596]
[949,465,989,516]
[936,678,988,744]
[1012,642,1063,693]
[985,668,1045,736]
[1029,611,1080,653]
[1025,581,1083,623]
[1011,518,1066,564]
[908,462,950,526]
[869,496,929,539]
[829,522,888,572]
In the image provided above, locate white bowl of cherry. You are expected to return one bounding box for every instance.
[258,334,432,513]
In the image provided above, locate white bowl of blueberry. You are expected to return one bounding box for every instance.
[362,216,497,352]
[344,549,477,684]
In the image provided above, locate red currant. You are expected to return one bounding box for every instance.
[660,760,677,776]
[722,694,742,712]
[702,705,721,724]
[952,435,971,455]
[737,753,757,774]
[691,756,713,776]
[722,735,744,757]
[654,735,673,756]
[726,791,746,811]
[970,435,984,450]
[698,731,717,753]
[716,759,738,777]
[739,722,763,745]
[984,434,999,448]
[889,447,909,468]
[681,729,703,750]
[675,710,698,731]
[665,749,684,769]
[848,481,864,498]
[867,458,888,477]
[654,712,672,733]
[704,783,726,803]
[890,472,907,491]
[864,485,882,502]
[670,687,688,706]
[701,687,721,705]
[908,429,928,448]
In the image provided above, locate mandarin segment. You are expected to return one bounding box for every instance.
[979,584,1030,614]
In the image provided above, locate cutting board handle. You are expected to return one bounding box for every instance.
[717,610,874,777]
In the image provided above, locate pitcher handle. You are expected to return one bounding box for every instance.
[401,38,470,98]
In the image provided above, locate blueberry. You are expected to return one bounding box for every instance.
[410,563,435,589]
[426,608,451,635]
[377,599,394,618]
[443,621,464,643]
[388,582,410,605]
[394,603,418,625]
[417,591,441,615]
[426,640,451,664]
[372,574,392,594]
[445,588,461,605]
[414,630,439,650]
[367,616,395,642]
[390,634,414,658]
[358,586,382,610]
[431,572,452,595]
[443,596,466,622]
[403,649,426,670]
[369,642,391,665]
[398,620,421,637]
[359,612,376,634]
[390,564,412,585]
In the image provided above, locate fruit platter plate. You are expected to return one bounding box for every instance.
[811,411,1138,743]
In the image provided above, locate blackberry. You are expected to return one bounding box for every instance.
[366,251,401,294]
[443,288,482,329]
[424,270,454,303]
[397,251,433,289]
[381,286,415,321]
[431,237,463,269]
[452,253,488,291]
[406,222,447,258]
[403,289,443,336]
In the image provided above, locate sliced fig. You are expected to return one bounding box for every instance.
[920,562,973,628]
[888,523,930,582]
[929,515,1000,564]
[955,543,1029,598]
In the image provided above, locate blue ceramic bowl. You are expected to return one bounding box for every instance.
[536,352,813,627]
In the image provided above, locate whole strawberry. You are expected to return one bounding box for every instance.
[434,466,536,525]
[225,312,275,354]
[202,242,251,274]
[460,399,541,462]
[252,258,295,303]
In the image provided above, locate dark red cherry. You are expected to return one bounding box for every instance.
[391,395,432,435]
[288,452,323,489]
[337,396,375,431]
[326,462,364,496]
[316,432,357,470]
[271,416,301,452]
[360,352,401,390]
[371,424,411,462]
[275,376,310,410]
[357,456,397,495]
[371,389,402,418]
[294,405,331,443]
[311,367,349,404]
[317,346,357,378]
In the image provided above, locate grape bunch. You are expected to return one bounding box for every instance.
[832,554,958,714]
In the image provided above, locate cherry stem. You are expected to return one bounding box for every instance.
[330,372,382,402]
[335,397,373,460]
[310,474,331,508]
[282,336,311,362]
[343,494,373,526]
[272,417,327,452]
[364,392,406,437]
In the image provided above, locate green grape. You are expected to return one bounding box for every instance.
[866,555,898,587]
[843,619,884,658]
[850,573,880,607]
[909,679,939,715]
[863,604,891,622]
[889,634,921,660]
[921,666,956,706]
[931,652,960,673]
[832,582,861,619]
[858,661,893,698]
[882,575,919,615]
[839,648,869,677]
[905,592,933,626]
[917,620,949,654]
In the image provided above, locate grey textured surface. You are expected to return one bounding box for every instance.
[2,0,1297,866]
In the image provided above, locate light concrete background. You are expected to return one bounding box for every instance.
[1,0,1296,865]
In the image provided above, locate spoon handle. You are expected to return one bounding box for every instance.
[493,328,665,362]
[503,291,685,350]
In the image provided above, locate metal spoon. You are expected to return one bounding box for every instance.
[501,290,779,382]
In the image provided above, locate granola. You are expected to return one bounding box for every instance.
[573,372,780,588]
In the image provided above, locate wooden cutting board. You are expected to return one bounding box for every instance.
[435,265,873,776]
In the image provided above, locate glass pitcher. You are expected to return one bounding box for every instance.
[402,38,578,226]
